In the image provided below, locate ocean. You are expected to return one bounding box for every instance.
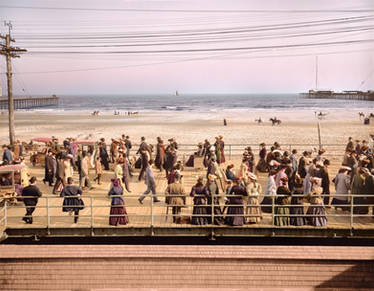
[45,93,371,113]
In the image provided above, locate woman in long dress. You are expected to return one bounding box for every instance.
[206,174,224,225]
[261,169,277,213]
[225,178,248,226]
[306,178,327,226]
[274,179,291,226]
[290,175,306,226]
[256,142,268,173]
[245,173,262,224]
[108,178,129,226]
[190,177,209,225]
[155,137,165,171]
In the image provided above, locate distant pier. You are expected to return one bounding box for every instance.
[0,95,59,110]
[300,90,374,101]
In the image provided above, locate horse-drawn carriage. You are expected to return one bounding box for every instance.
[0,164,27,207]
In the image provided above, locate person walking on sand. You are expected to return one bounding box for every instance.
[138,160,160,204]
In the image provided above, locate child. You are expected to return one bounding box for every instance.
[94,156,102,185]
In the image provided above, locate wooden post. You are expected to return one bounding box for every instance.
[317,120,322,150]
[0,26,27,144]
[5,35,15,145]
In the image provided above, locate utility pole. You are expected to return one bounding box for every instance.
[0,22,27,144]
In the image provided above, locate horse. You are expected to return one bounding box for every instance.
[269,117,281,126]
[317,112,328,119]
[255,117,263,124]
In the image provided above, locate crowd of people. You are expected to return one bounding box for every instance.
[1,134,374,227]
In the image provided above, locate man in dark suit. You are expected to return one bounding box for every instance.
[44,150,54,186]
[53,154,66,194]
[22,176,42,224]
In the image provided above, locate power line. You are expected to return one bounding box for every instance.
[0,5,373,13]
[15,15,374,40]
[5,47,374,75]
[25,38,374,55]
[19,26,374,49]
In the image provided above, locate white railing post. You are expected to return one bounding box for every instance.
[272,196,275,226]
[151,194,154,227]
[350,193,353,230]
[46,196,50,228]
[90,196,94,228]
[4,203,7,229]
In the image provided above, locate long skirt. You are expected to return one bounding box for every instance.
[274,206,290,226]
[207,198,224,225]
[256,158,268,173]
[185,155,194,167]
[109,204,129,226]
[353,196,368,214]
[331,198,350,211]
[261,196,274,213]
[191,199,209,225]
[290,198,306,226]
[247,197,262,223]
[306,203,327,226]
[225,205,245,226]
[62,197,84,212]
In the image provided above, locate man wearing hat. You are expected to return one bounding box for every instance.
[164,172,186,223]
[138,160,160,204]
[124,136,132,158]
[331,166,351,211]
[21,176,42,224]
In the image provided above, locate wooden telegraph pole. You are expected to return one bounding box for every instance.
[0,22,27,144]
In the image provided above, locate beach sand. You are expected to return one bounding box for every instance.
[0,109,371,145]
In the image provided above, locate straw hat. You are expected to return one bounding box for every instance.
[247,172,257,180]
[208,174,217,180]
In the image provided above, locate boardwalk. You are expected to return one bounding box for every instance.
[1,148,374,240]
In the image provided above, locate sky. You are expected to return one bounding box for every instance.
[0,0,373,95]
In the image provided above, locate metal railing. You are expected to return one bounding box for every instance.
[1,193,374,232]
[29,142,352,161]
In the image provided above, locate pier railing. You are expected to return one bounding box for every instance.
[1,193,373,237]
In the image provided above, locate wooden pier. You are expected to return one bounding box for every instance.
[0,95,59,110]
[300,90,374,101]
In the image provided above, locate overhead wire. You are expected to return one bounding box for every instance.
[0,5,373,14]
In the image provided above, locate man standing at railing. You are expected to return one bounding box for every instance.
[21,176,42,224]
[165,172,186,223]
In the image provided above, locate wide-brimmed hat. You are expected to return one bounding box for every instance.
[208,174,217,180]
[247,172,257,180]
[341,166,352,171]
